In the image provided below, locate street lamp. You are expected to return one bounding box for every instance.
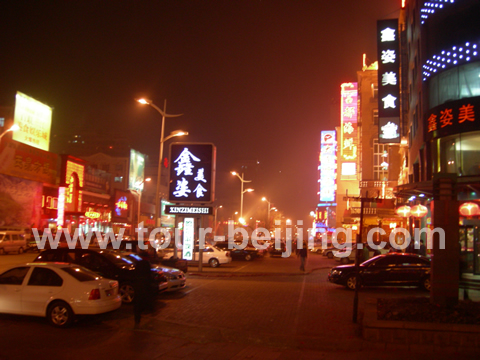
[137,98,186,228]
[262,197,271,230]
[0,124,20,144]
[231,171,253,219]
[136,178,151,229]
[214,205,223,235]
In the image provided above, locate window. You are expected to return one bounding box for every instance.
[61,266,100,282]
[28,267,63,286]
[373,139,389,180]
[0,118,4,127]
[114,176,123,183]
[0,267,29,285]
[373,109,378,125]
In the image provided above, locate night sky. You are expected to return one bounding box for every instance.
[0,0,401,225]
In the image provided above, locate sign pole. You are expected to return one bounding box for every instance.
[353,192,366,323]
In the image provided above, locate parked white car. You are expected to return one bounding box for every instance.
[0,230,27,255]
[162,245,232,268]
[0,263,121,327]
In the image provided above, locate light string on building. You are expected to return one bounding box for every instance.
[420,0,455,25]
[422,40,479,81]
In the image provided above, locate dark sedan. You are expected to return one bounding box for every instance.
[327,253,431,291]
[215,243,260,261]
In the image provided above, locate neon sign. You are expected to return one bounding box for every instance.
[319,131,336,202]
[169,143,216,203]
[115,196,128,216]
[85,211,101,219]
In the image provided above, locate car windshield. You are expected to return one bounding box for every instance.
[61,266,102,281]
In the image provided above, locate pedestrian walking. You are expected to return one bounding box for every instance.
[133,255,154,329]
[299,240,308,272]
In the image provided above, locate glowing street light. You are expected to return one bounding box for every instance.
[136,98,186,227]
[262,197,272,230]
[231,171,253,219]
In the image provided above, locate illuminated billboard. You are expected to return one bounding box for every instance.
[340,83,358,176]
[168,143,216,203]
[377,19,401,144]
[319,131,336,202]
[12,92,52,151]
[128,149,146,191]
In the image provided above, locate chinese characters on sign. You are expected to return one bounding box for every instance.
[169,143,216,203]
[319,131,336,202]
[377,19,401,144]
[182,217,195,260]
[425,97,479,141]
[340,82,358,176]
[12,92,53,151]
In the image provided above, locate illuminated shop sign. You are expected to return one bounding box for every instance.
[340,83,358,176]
[57,187,65,226]
[165,206,213,215]
[183,217,195,261]
[128,149,146,191]
[377,19,401,144]
[12,92,52,151]
[85,211,101,219]
[113,190,130,219]
[169,143,216,203]
[425,96,479,141]
[319,131,337,202]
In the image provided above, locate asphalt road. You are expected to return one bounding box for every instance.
[0,252,466,359]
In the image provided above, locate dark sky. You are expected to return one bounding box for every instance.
[0,0,401,225]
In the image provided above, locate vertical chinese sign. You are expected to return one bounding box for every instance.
[319,131,336,202]
[377,19,401,144]
[340,82,358,178]
[168,143,216,203]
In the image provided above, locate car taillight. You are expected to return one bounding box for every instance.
[89,289,100,300]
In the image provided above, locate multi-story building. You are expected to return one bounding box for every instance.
[396,0,480,300]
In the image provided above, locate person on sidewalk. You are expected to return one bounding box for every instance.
[299,241,308,272]
[133,254,154,329]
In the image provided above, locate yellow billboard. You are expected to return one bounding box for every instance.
[12,92,52,151]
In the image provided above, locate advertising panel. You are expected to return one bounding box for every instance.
[377,19,401,144]
[128,149,146,191]
[0,138,57,184]
[12,92,52,151]
[319,131,336,202]
[182,217,195,260]
[168,143,216,203]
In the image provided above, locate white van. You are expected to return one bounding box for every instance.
[0,231,27,255]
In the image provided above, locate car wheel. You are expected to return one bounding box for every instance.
[209,258,220,268]
[18,247,24,254]
[327,252,334,259]
[421,276,431,291]
[245,254,252,261]
[119,283,135,304]
[346,275,357,290]
[340,257,350,264]
[0,248,5,255]
[47,301,74,328]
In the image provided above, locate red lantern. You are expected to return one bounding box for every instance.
[411,205,428,218]
[459,202,480,217]
[396,205,411,217]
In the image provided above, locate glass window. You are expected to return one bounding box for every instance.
[373,139,389,180]
[436,132,480,176]
[0,267,30,285]
[61,266,101,282]
[28,267,63,286]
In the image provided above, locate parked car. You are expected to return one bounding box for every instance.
[333,244,357,264]
[0,263,121,327]
[215,243,261,261]
[33,248,168,303]
[327,253,431,291]
[124,253,186,292]
[190,245,231,267]
[0,230,27,255]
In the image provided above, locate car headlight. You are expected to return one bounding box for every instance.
[164,272,175,280]
[330,269,342,276]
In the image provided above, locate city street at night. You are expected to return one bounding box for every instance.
[0,251,470,360]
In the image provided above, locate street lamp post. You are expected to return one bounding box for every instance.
[137,99,186,228]
[262,197,271,230]
[231,171,253,220]
[136,178,151,229]
[214,205,222,236]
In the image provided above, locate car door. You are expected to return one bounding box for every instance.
[362,257,394,285]
[0,266,30,314]
[76,250,116,279]
[388,256,429,285]
[21,267,64,316]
